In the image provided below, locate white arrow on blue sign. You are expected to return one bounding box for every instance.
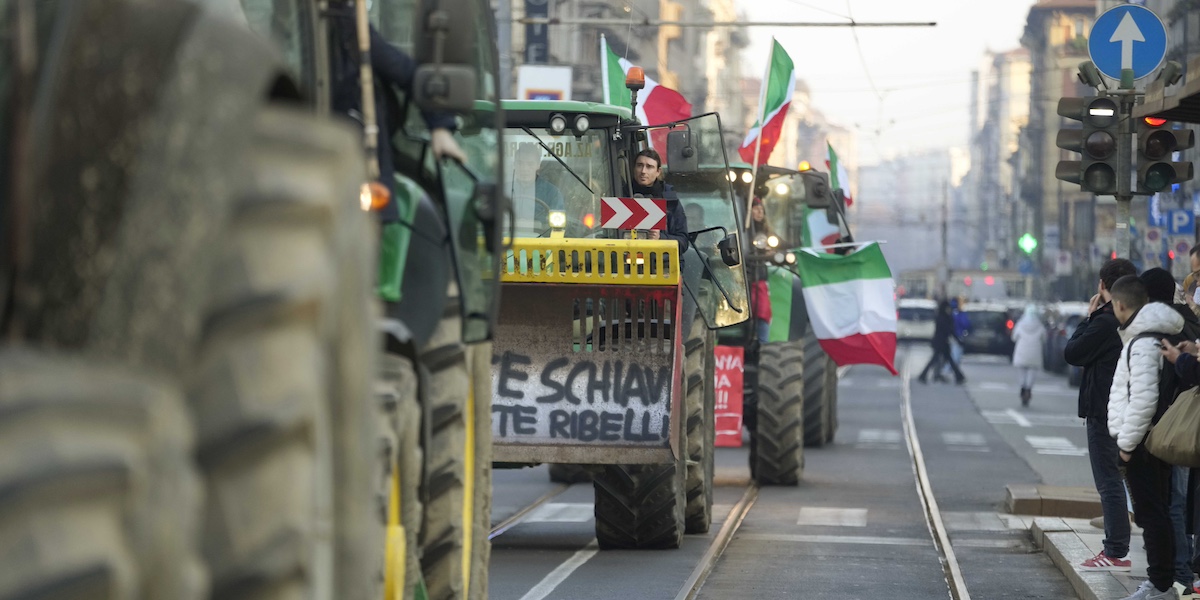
[1088,4,1167,81]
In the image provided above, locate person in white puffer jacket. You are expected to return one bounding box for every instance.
[1107,275,1186,600]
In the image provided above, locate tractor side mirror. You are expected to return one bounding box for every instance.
[801,171,831,209]
[413,0,479,113]
[413,64,476,113]
[718,233,741,266]
[666,129,698,174]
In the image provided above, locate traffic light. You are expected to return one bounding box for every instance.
[1055,96,1120,194]
[1018,233,1038,255]
[1136,117,1194,194]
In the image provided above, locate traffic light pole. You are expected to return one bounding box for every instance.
[1116,88,1137,258]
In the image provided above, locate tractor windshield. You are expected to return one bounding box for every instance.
[500,128,611,239]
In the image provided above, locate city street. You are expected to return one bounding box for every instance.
[487,346,1087,599]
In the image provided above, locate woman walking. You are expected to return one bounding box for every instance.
[1012,305,1046,406]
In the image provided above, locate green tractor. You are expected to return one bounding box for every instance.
[675,162,852,485]
[0,0,501,599]
[490,98,750,545]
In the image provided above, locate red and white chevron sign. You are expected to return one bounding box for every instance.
[600,197,667,230]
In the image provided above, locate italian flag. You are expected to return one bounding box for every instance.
[601,34,692,154]
[739,39,795,164]
[801,206,841,254]
[796,243,897,375]
[825,142,854,206]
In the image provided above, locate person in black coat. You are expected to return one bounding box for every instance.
[1064,257,1136,572]
[327,2,465,222]
[918,299,965,384]
[631,149,689,252]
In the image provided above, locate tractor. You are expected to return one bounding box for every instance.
[489,95,750,547]
[0,0,501,599]
[675,161,852,485]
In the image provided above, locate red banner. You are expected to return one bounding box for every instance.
[714,345,744,447]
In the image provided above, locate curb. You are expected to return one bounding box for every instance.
[1032,518,1140,600]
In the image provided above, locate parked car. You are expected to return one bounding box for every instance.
[961,303,1017,356]
[897,298,937,342]
[1043,301,1090,374]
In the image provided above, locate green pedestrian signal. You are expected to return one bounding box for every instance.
[1018,233,1038,255]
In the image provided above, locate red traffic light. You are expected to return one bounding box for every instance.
[1170,250,1177,260]
[963,276,973,286]
[1145,117,1168,127]
[984,275,995,286]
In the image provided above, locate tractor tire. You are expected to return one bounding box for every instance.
[189,106,380,600]
[824,362,839,444]
[379,352,423,600]
[0,350,204,600]
[417,292,491,600]
[592,458,687,549]
[683,319,715,534]
[802,332,831,447]
[752,341,805,485]
[548,464,594,484]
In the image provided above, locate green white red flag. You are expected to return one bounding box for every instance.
[825,142,853,206]
[795,243,897,374]
[601,34,692,153]
[739,39,795,164]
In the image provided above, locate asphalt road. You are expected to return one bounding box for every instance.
[487,344,1086,599]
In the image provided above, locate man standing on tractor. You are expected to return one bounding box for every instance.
[632,149,689,251]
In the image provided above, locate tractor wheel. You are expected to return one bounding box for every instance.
[824,362,839,444]
[683,319,715,534]
[189,106,380,600]
[593,457,687,549]
[379,352,423,600]
[417,292,491,600]
[0,350,204,600]
[802,332,831,447]
[548,464,594,484]
[752,341,805,485]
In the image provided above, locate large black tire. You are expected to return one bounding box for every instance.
[379,353,423,600]
[190,107,380,599]
[417,291,491,600]
[752,341,805,485]
[684,319,715,534]
[824,363,839,444]
[0,350,204,600]
[802,332,831,447]
[593,459,687,549]
[548,464,594,484]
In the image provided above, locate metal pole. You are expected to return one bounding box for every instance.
[355,0,380,180]
[498,0,513,98]
[1115,69,1137,259]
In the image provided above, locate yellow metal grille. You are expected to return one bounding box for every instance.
[501,238,679,285]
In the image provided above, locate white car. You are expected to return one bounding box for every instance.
[897,298,937,341]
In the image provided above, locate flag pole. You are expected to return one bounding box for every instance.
[745,38,773,229]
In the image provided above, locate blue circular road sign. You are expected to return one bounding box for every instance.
[1088,4,1167,81]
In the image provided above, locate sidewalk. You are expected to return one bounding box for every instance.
[1032,516,1148,600]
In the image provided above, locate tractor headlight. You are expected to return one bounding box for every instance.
[785,251,797,265]
[573,114,590,135]
[548,210,567,229]
[549,113,568,135]
[774,182,790,196]
[741,171,753,183]
[773,251,786,264]
[767,235,780,248]
[753,234,768,249]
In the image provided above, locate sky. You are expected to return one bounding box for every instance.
[740,0,1039,166]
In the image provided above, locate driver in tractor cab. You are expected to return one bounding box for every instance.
[632,149,689,252]
[326,0,465,222]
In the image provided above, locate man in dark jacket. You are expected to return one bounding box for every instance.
[918,299,965,384]
[1065,257,1136,572]
[632,149,689,252]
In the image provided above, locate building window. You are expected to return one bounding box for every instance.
[1075,18,1085,39]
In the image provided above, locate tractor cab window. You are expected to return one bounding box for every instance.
[212,0,312,90]
[500,128,611,239]
[637,113,750,329]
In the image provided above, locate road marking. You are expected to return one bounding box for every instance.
[1025,435,1088,456]
[517,540,599,600]
[979,382,1009,391]
[524,502,593,523]
[1006,408,1031,427]
[856,428,903,450]
[797,507,868,527]
[981,410,1081,428]
[942,432,990,453]
[740,532,928,546]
